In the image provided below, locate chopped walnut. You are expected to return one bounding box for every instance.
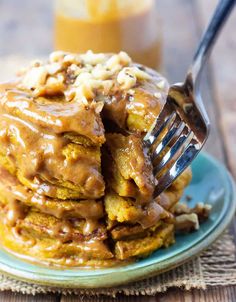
[106,54,122,72]
[192,202,212,223]
[117,67,137,89]
[63,54,80,65]
[174,203,191,215]
[132,67,151,80]
[173,202,211,233]
[74,72,93,86]
[74,84,93,104]
[174,202,211,219]
[80,50,106,65]
[118,51,132,66]
[102,80,113,94]
[91,65,112,80]
[18,50,165,108]
[175,213,199,233]
[117,66,151,90]
[49,51,65,63]
[46,63,62,75]
[22,66,47,90]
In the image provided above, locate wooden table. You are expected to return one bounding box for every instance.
[0,0,235,301]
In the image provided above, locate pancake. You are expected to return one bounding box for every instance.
[16,211,107,242]
[0,166,105,220]
[115,223,174,260]
[159,168,192,211]
[105,133,155,203]
[0,114,105,199]
[104,190,172,228]
[110,221,163,241]
[0,220,115,266]
[0,91,105,145]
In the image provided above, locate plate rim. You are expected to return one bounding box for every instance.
[0,152,235,288]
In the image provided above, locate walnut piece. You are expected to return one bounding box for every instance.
[22,66,47,90]
[175,213,199,233]
[192,202,212,223]
[173,202,212,233]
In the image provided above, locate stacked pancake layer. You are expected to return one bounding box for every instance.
[0,51,192,267]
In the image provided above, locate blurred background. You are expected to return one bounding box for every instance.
[0,0,233,81]
[0,0,235,172]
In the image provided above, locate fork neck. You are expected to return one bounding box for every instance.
[187,0,234,86]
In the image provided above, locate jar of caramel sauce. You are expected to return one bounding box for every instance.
[54,0,162,69]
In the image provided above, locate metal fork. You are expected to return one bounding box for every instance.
[144,0,235,198]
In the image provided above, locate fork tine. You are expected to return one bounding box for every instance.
[144,103,175,147]
[152,114,184,162]
[153,136,200,197]
[153,126,193,175]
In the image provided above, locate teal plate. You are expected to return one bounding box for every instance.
[0,152,235,288]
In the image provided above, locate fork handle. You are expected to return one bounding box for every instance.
[189,0,235,84]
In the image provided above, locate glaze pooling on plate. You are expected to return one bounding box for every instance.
[0,152,234,288]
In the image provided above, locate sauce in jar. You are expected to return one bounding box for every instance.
[55,0,161,69]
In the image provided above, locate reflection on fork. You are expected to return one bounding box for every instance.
[144,0,235,198]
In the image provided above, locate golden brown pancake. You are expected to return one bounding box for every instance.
[105,133,155,203]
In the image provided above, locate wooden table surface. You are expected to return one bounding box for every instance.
[0,0,235,301]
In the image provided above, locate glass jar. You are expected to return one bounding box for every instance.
[54,0,162,69]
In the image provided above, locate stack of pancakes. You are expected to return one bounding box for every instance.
[0,51,191,267]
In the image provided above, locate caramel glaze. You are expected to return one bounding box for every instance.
[0,167,105,241]
[0,201,113,266]
[0,166,109,261]
[0,167,104,220]
[0,221,117,267]
[0,86,105,143]
[0,87,105,199]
